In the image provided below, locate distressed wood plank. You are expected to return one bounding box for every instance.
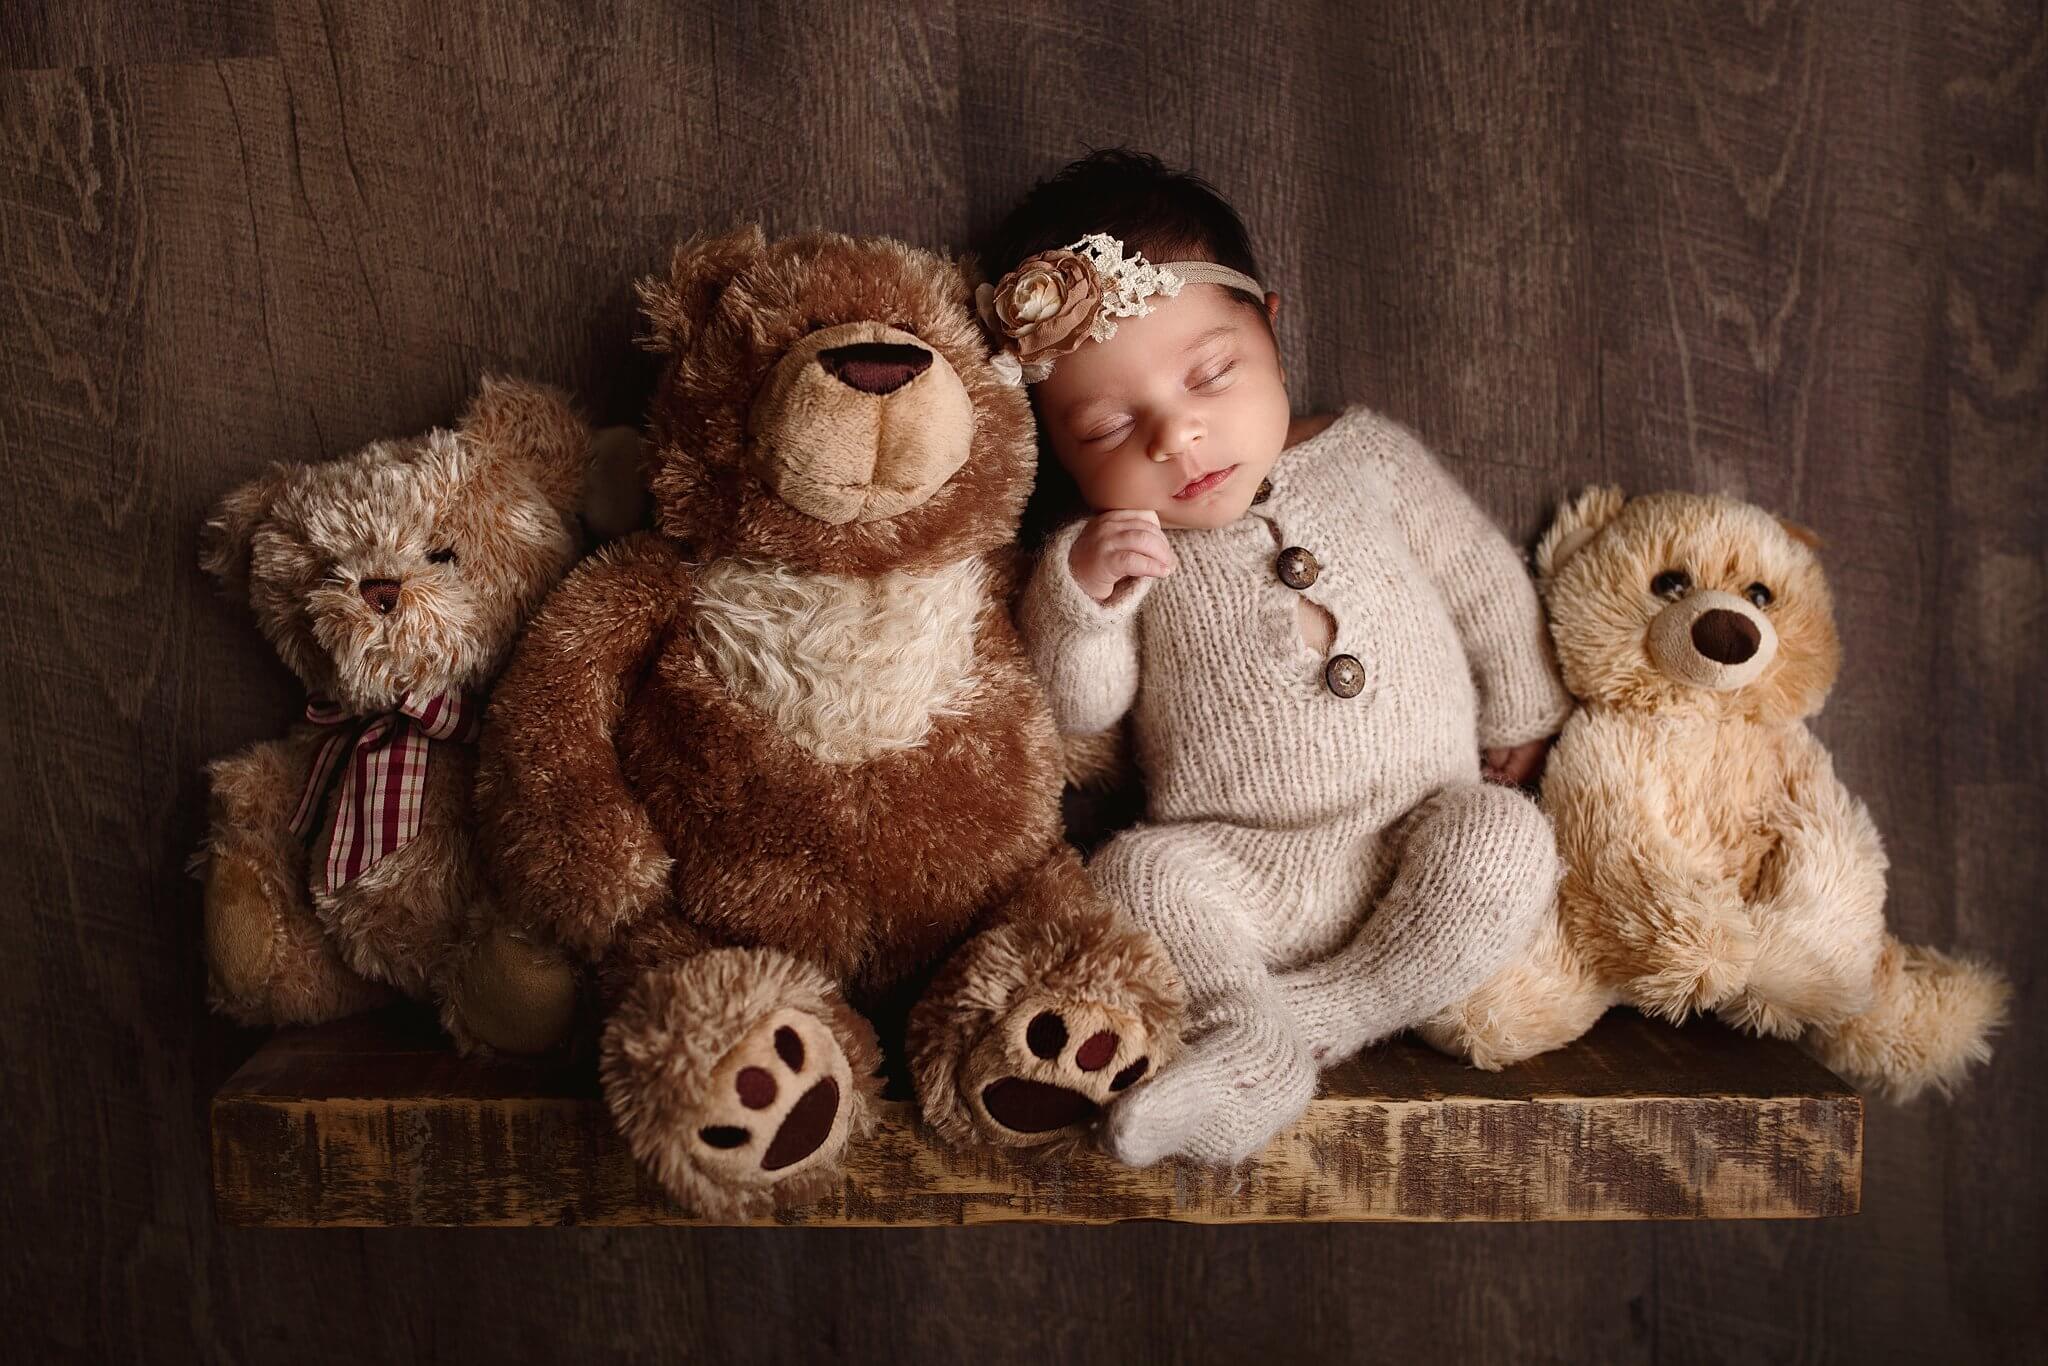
[211,1007,1861,1227]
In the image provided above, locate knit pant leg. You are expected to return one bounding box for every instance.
[1277,783,1560,1061]
[1088,822,1317,1167]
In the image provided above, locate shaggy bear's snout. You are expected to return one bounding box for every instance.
[358,578,402,614]
[1691,608,1759,665]
[818,341,932,395]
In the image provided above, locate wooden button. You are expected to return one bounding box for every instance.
[1251,478,1273,504]
[1276,546,1319,590]
[1324,654,1366,698]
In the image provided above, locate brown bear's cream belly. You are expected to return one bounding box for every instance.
[687,555,989,765]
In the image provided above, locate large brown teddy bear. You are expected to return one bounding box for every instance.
[196,378,590,1053]
[477,227,1185,1219]
[1422,490,2009,1100]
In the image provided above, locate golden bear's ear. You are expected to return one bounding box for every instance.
[1778,517,1825,551]
[636,224,768,355]
[199,467,287,590]
[1535,484,1626,583]
[458,375,592,519]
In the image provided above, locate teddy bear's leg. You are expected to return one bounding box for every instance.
[960,827,1317,1169]
[1803,937,2010,1102]
[1718,766,1890,1038]
[1277,783,1559,1063]
[599,925,883,1220]
[907,842,1190,1157]
[438,916,581,1055]
[1415,909,1616,1070]
[201,741,390,1027]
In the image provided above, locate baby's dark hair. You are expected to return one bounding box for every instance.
[978,148,1267,319]
[980,149,1269,545]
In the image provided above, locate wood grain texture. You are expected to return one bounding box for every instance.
[2,0,2042,1361]
[209,1007,1861,1227]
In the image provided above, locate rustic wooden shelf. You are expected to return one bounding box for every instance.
[210,1006,1861,1226]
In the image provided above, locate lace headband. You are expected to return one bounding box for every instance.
[973,233,1267,386]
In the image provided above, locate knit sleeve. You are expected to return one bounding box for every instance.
[1362,418,1572,748]
[1016,517,1151,734]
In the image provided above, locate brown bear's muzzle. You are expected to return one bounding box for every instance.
[746,322,976,526]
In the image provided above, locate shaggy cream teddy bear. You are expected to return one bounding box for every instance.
[196,378,600,1052]
[1423,489,2009,1100]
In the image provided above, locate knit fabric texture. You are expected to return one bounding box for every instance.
[1019,404,1572,1166]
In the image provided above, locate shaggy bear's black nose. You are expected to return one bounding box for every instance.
[358,578,402,615]
[1692,608,1760,665]
[818,342,931,395]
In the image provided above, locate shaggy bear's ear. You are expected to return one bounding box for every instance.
[1778,517,1825,551]
[636,224,768,355]
[458,375,592,519]
[1535,485,1626,583]
[198,467,287,590]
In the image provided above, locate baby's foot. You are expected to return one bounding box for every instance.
[1100,1005,1316,1168]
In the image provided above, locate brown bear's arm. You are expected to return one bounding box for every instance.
[476,532,686,959]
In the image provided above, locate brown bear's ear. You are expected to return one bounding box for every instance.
[198,467,287,589]
[458,375,592,519]
[1535,484,1626,583]
[1778,517,1825,551]
[636,224,768,355]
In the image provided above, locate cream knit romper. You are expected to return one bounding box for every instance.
[1020,406,1572,1166]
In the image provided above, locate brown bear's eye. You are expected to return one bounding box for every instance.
[1745,581,1773,608]
[427,547,458,565]
[1651,569,1691,600]
[893,321,919,338]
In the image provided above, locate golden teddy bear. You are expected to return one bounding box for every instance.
[1423,488,2009,1100]
[195,378,602,1053]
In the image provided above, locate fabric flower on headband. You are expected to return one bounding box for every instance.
[974,233,1265,386]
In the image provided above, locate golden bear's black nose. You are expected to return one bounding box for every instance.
[818,341,931,395]
[1692,608,1760,665]
[358,578,402,615]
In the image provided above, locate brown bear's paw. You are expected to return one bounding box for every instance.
[600,949,882,1220]
[908,918,1186,1150]
[964,994,1158,1146]
[202,851,389,1027]
[441,923,581,1055]
[1626,908,1758,1023]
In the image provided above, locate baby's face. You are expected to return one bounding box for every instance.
[1033,283,1293,530]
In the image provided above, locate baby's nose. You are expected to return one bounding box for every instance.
[358,578,402,615]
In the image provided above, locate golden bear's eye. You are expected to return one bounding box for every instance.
[428,547,458,565]
[1745,581,1773,608]
[1651,569,1691,601]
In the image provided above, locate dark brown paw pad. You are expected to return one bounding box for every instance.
[691,1008,852,1180]
[969,1002,1153,1141]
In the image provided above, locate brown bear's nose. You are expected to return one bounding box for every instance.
[358,578,402,615]
[817,341,932,395]
[1692,608,1760,665]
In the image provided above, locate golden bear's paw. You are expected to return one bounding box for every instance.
[441,923,582,1056]
[1627,909,1758,1023]
[600,949,882,1220]
[1417,985,1605,1072]
[908,918,1186,1150]
[202,850,389,1027]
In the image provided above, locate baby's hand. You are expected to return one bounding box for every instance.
[1483,737,1553,789]
[1069,508,1177,603]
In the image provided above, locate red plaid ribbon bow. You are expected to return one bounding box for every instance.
[289,688,481,893]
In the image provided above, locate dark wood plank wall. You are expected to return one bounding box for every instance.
[2,1,2040,1361]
